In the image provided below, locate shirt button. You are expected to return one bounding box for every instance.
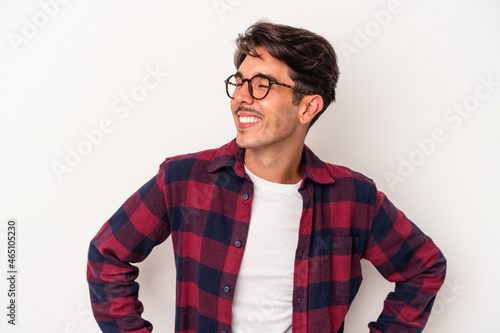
[224,286,231,293]
[235,240,242,248]
[297,297,301,304]
[242,193,249,200]
[221,330,227,333]
[299,251,303,258]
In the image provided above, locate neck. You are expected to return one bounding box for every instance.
[243,142,304,184]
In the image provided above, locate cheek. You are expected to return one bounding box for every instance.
[274,102,298,122]
[230,99,238,113]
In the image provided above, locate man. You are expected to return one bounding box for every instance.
[87,21,446,332]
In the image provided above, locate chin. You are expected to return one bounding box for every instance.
[235,135,255,149]
[235,136,248,148]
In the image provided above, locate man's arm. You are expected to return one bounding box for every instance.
[87,168,171,332]
[364,190,446,333]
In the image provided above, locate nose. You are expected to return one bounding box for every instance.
[233,80,254,104]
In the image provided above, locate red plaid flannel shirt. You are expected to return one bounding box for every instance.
[87,139,446,332]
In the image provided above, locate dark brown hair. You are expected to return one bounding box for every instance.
[234,21,340,127]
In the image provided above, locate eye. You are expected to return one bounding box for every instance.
[252,76,270,91]
[231,75,243,87]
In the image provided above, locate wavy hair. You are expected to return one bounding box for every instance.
[234,21,340,127]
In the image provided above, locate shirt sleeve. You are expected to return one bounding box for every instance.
[87,166,171,333]
[364,190,447,333]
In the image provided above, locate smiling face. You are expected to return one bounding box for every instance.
[231,47,306,154]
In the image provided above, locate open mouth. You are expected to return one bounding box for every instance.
[236,110,263,128]
[239,116,262,124]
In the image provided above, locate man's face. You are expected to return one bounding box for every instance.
[231,46,303,153]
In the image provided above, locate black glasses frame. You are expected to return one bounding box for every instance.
[224,74,313,100]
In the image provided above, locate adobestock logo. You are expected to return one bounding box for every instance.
[428,277,466,323]
[213,0,243,21]
[7,0,72,53]
[340,0,406,63]
[51,65,168,182]
[385,75,499,191]
[44,297,95,333]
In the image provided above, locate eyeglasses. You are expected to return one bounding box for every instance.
[224,74,313,100]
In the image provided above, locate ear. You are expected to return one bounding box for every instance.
[298,95,324,125]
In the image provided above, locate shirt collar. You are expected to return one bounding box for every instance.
[301,144,336,185]
[208,139,335,185]
[208,139,246,178]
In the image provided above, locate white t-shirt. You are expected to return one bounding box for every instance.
[231,167,303,333]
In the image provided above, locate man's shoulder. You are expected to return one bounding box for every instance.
[161,147,219,165]
[319,161,378,203]
[323,161,375,185]
[158,140,238,173]
[304,146,375,187]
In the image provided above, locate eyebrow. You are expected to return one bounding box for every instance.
[235,71,278,82]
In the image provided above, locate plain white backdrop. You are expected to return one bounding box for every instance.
[1,1,499,332]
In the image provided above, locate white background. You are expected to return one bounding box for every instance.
[1,1,499,332]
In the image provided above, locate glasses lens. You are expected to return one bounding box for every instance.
[225,75,271,99]
[226,75,239,98]
[250,76,270,99]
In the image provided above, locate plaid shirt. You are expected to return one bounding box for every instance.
[87,139,446,333]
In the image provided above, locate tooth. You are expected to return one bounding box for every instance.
[239,116,261,124]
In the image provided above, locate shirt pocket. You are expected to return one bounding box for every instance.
[320,236,365,305]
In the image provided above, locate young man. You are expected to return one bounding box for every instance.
[87,22,446,333]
